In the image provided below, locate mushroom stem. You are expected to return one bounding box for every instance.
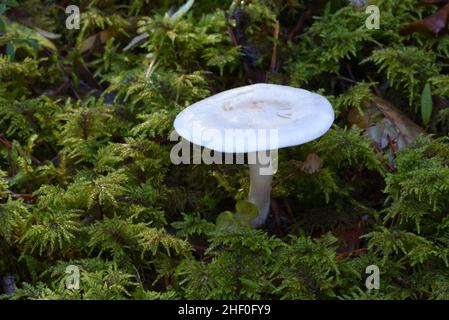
[248,151,274,228]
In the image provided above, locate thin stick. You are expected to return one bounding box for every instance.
[12,194,34,200]
[270,21,280,73]
[288,9,312,42]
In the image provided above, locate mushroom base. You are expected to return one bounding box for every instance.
[248,152,274,228]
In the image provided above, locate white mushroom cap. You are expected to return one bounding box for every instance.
[174,83,334,153]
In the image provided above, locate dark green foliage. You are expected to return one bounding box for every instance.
[1,0,449,300]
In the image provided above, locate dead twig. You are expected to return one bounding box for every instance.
[336,248,367,262]
[346,63,356,82]
[336,76,358,84]
[0,134,12,149]
[270,21,280,73]
[12,194,34,200]
[288,9,312,42]
[227,26,238,46]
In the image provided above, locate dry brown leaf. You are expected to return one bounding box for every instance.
[79,30,114,54]
[400,3,449,36]
[349,96,423,155]
[301,153,323,174]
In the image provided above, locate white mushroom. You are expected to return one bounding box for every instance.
[173,83,334,228]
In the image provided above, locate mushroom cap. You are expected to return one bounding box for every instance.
[174,83,334,153]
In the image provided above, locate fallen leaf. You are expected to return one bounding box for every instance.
[336,219,368,255]
[373,97,424,148]
[35,27,61,40]
[349,96,423,157]
[123,32,149,52]
[169,0,195,22]
[301,153,323,174]
[78,30,113,54]
[400,3,449,36]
